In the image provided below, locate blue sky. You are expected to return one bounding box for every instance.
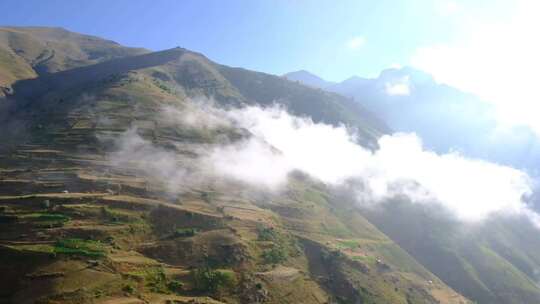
[4,0,540,133]
[0,0,511,81]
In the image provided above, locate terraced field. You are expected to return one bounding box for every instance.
[0,135,468,303]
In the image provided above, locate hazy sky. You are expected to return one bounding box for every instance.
[3,0,539,132]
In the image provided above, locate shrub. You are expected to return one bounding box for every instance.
[256,224,278,241]
[262,246,287,264]
[167,280,184,293]
[122,284,135,294]
[127,268,168,293]
[191,267,235,293]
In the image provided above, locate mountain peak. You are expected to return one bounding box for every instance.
[283,70,335,88]
[283,69,321,78]
[378,66,434,84]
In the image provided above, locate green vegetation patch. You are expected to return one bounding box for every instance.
[153,79,173,94]
[256,224,298,264]
[7,244,56,255]
[167,280,184,294]
[336,239,361,250]
[321,221,352,238]
[100,206,141,224]
[302,188,329,206]
[262,245,288,264]
[191,267,236,293]
[7,238,106,258]
[20,212,71,227]
[127,267,168,293]
[173,227,198,238]
[351,255,377,264]
[25,213,70,222]
[256,224,279,242]
[54,238,106,258]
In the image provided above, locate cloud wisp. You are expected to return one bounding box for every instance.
[108,128,194,194]
[346,36,367,50]
[212,105,534,222]
[108,102,536,223]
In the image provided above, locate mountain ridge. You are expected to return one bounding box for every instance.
[282,70,336,89]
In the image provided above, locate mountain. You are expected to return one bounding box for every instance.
[330,75,372,93]
[2,26,540,304]
[283,70,336,89]
[1,28,389,148]
[0,27,462,304]
[287,68,540,173]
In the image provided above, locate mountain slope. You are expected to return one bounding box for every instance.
[0,27,469,304]
[6,37,389,148]
[356,198,540,304]
[0,26,147,94]
[220,66,388,147]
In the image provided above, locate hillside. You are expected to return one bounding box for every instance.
[356,198,540,304]
[0,27,469,304]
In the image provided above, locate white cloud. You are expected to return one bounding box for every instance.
[107,103,536,223]
[436,1,460,16]
[346,36,366,50]
[207,138,291,189]
[411,0,540,135]
[211,106,534,222]
[211,106,372,186]
[108,128,192,193]
[385,76,411,96]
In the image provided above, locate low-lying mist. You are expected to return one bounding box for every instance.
[109,100,537,223]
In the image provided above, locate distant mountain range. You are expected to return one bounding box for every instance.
[284,68,540,174]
